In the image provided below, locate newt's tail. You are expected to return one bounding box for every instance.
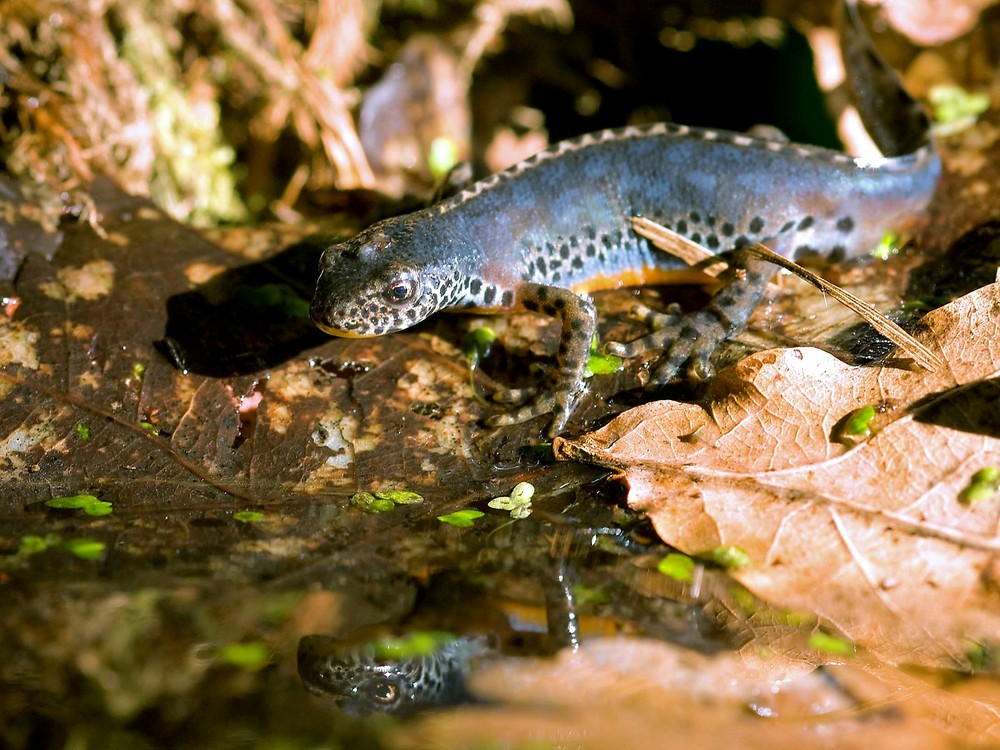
[839,0,933,157]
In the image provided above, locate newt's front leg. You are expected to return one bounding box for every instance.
[486,283,597,437]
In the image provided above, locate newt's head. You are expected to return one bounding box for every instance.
[310,215,463,337]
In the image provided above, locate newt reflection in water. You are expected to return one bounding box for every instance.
[297,557,583,716]
[297,630,488,715]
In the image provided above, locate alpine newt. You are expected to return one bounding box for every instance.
[310,0,941,437]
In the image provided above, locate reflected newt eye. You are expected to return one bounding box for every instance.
[371,679,398,704]
[384,274,418,305]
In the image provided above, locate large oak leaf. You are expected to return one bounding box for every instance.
[557,282,1000,668]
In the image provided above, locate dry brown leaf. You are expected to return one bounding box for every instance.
[875,0,999,46]
[391,637,997,750]
[556,282,1000,669]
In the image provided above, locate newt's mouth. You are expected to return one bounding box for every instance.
[309,303,379,338]
[310,317,379,338]
[312,323,375,338]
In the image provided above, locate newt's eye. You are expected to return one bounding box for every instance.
[384,273,418,305]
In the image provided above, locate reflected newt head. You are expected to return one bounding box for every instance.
[296,632,482,716]
[297,633,420,714]
[310,213,470,337]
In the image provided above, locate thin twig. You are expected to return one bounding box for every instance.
[630,216,943,372]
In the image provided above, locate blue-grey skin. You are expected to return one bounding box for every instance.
[297,633,487,715]
[310,0,940,437]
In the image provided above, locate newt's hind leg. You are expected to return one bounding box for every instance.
[606,252,772,385]
[486,283,597,437]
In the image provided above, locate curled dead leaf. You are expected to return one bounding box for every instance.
[557,282,1000,669]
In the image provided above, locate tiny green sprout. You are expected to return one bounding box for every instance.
[374,490,424,505]
[781,610,819,628]
[699,545,750,570]
[509,504,532,520]
[872,232,901,261]
[964,640,997,672]
[583,333,623,378]
[462,326,497,404]
[929,84,990,129]
[133,362,146,378]
[351,492,395,513]
[75,422,90,441]
[372,631,455,660]
[728,586,759,615]
[18,534,60,557]
[959,467,1000,505]
[462,326,496,368]
[45,495,96,509]
[428,136,460,180]
[83,501,113,517]
[18,536,48,556]
[808,632,855,656]
[973,467,1000,485]
[657,552,696,583]
[45,494,113,517]
[904,295,952,312]
[140,421,159,435]
[217,642,270,670]
[62,538,106,560]
[488,481,535,519]
[437,509,484,527]
[351,489,425,512]
[233,511,265,523]
[584,350,624,378]
[843,405,876,437]
[571,583,609,605]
